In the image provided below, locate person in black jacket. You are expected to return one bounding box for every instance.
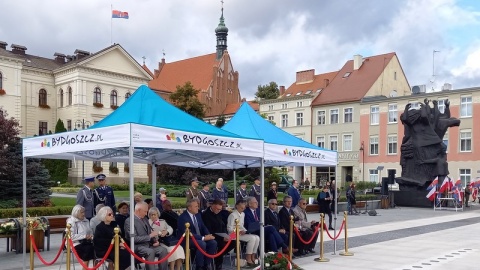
[159,200,179,235]
[278,196,302,256]
[317,185,333,230]
[264,199,291,254]
[201,199,235,270]
[267,182,278,202]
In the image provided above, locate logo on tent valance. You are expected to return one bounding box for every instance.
[44,133,104,148]
[283,148,325,159]
[165,132,242,149]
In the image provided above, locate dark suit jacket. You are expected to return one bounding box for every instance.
[124,215,153,248]
[177,210,210,241]
[264,208,283,230]
[202,207,227,243]
[94,221,118,257]
[279,207,296,232]
[160,210,179,234]
[243,207,260,233]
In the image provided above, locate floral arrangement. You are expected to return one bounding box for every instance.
[17,216,48,232]
[0,221,17,235]
[264,252,304,270]
[93,102,104,108]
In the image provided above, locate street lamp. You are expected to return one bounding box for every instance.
[74,119,92,181]
[359,141,364,182]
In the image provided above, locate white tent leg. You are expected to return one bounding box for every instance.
[129,145,135,268]
[259,158,265,269]
[22,157,26,270]
[151,161,157,206]
[233,163,237,203]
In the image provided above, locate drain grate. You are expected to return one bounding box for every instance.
[396,248,476,270]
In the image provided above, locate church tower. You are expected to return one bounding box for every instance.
[215,4,228,60]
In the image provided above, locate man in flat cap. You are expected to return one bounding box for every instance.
[186,177,200,202]
[76,176,95,220]
[93,173,116,213]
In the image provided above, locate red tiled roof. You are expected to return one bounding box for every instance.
[222,101,259,116]
[148,53,218,93]
[142,64,153,77]
[311,52,396,106]
[282,71,338,98]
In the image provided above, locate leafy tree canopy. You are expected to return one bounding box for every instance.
[255,81,280,100]
[215,115,226,127]
[169,81,206,119]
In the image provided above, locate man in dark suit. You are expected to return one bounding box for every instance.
[178,199,217,270]
[202,199,235,270]
[279,195,302,256]
[244,197,291,253]
[124,202,168,270]
[287,180,301,208]
[159,200,179,234]
[264,199,291,253]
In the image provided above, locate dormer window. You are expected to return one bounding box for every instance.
[343,72,351,78]
[286,93,291,97]
[305,90,312,95]
[296,92,302,96]
[316,88,323,93]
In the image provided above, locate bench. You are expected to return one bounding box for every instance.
[43,215,69,251]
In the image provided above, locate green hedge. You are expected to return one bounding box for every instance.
[0,206,73,219]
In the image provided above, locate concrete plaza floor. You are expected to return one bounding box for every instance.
[1,203,479,270]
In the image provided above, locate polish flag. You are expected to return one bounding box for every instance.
[453,188,462,202]
[426,185,437,201]
[427,177,438,191]
[439,176,453,193]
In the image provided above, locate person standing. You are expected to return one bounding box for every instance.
[186,177,200,202]
[249,177,262,205]
[155,187,167,211]
[93,174,116,213]
[287,180,301,208]
[76,176,95,220]
[346,182,359,215]
[317,184,333,230]
[212,180,228,205]
[267,182,278,202]
[199,182,211,211]
[465,183,472,207]
[236,181,248,202]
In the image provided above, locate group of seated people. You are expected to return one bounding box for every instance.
[67,195,318,270]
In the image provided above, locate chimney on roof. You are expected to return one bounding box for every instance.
[11,44,27,55]
[54,52,66,64]
[353,54,363,70]
[0,41,7,50]
[279,86,285,96]
[66,55,75,62]
[324,79,330,87]
[74,49,90,59]
[296,69,315,84]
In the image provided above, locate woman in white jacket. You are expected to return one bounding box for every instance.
[227,200,259,267]
[148,207,184,270]
[67,205,95,269]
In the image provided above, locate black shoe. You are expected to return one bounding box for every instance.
[308,248,316,253]
[293,251,303,257]
[328,226,334,230]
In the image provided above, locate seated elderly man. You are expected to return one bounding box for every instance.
[292,197,318,254]
[124,202,169,270]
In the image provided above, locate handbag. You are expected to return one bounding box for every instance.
[159,235,178,247]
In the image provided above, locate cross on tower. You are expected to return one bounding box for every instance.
[142,56,146,65]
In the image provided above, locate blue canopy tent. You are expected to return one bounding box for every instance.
[22,85,263,268]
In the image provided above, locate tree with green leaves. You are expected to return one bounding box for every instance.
[260,112,276,125]
[169,81,206,119]
[255,81,280,100]
[42,119,69,183]
[215,114,226,127]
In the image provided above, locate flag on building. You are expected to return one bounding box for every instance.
[427,177,438,191]
[439,176,453,193]
[112,10,129,19]
[426,185,437,201]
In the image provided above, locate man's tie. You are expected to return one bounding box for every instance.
[193,215,200,235]
[253,210,259,221]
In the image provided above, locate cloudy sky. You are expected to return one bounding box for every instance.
[1,0,480,99]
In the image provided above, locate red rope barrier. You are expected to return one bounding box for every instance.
[122,234,185,265]
[293,222,321,245]
[189,234,233,259]
[323,220,345,240]
[69,239,113,270]
[30,235,66,265]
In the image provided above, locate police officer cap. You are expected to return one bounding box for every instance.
[190,177,199,183]
[96,174,106,180]
[84,176,95,182]
[240,181,247,185]
[202,182,210,187]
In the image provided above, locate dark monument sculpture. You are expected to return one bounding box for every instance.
[395,98,460,207]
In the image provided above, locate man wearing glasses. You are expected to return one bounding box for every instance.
[293,198,318,254]
[264,199,293,254]
[278,196,302,256]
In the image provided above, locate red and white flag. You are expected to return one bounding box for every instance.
[426,185,437,201]
[439,176,453,193]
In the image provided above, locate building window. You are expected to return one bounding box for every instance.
[67,120,72,131]
[110,90,118,106]
[343,134,352,151]
[68,87,72,105]
[388,135,397,154]
[282,103,288,109]
[125,92,131,99]
[459,169,471,185]
[370,105,379,125]
[296,101,303,107]
[369,169,379,183]
[460,96,472,117]
[370,136,379,155]
[268,115,274,122]
[39,121,48,135]
[93,161,102,167]
[268,105,274,111]
[329,135,338,151]
[388,104,397,123]
[437,99,446,114]
[330,109,339,124]
[39,89,47,106]
[94,87,102,104]
[344,108,353,123]
[343,72,351,78]
[460,130,472,152]
[296,112,303,126]
[317,136,325,148]
[110,162,117,168]
[59,89,64,107]
[443,131,448,152]
[281,114,288,127]
[317,110,326,125]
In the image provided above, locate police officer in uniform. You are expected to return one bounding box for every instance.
[249,177,262,204]
[186,176,200,202]
[93,173,117,213]
[236,181,248,202]
[199,182,211,211]
[76,176,95,220]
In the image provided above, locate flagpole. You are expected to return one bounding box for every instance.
[111,4,113,44]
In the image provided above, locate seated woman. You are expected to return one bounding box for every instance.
[227,200,259,267]
[94,206,131,270]
[67,205,95,269]
[148,207,184,270]
[115,202,129,239]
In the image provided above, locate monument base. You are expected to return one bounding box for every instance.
[395,178,433,208]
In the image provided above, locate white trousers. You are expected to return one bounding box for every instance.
[239,234,260,254]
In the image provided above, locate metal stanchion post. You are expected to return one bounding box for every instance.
[66,223,72,270]
[185,223,191,270]
[29,221,34,270]
[114,227,120,270]
[314,213,329,262]
[340,211,354,256]
[289,215,293,260]
[235,219,240,270]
